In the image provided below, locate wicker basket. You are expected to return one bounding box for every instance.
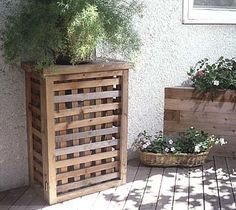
[139,151,209,167]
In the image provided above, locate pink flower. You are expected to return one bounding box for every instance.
[204,92,209,97]
[196,70,204,77]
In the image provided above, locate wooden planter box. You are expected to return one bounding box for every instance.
[23,61,129,204]
[164,87,236,156]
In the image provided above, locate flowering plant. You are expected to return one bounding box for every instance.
[133,127,226,154]
[187,57,236,98]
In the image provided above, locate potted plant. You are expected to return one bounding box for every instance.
[1,0,143,204]
[164,57,236,157]
[133,127,226,167]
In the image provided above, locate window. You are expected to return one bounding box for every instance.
[183,0,236,24]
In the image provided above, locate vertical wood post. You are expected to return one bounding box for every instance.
[25,71,34,184]
[120,70,129,184]
[41,76,57,204]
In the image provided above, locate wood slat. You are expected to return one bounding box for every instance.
[140,167,164,210]
[54,91,120,103]
[203,160,220,210]
[52,70,123,82]
[165,87,236,102]
[54,115,119,132]
[57,172,119,193]
[55,150,119,168]
[57,179,122,203]
[53,78,120,91]
[54,102,120,118]
[55,127,119,143]
[33,151,42,163]
[214,156,236,209]
[172,168,189,210]
[34,171,43,184]
[155,168,177,210]
[165,98,236,114]
[32,128,42,139]
[188,167,204,210]
[55,139,119,156]
[123,165,151,210]
[56,161,120,181]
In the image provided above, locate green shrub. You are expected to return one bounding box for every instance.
[1,0,143,68]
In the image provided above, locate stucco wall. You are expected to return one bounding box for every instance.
[1,0,236,190]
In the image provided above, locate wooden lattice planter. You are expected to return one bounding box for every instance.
[23,61,129,204]
[164,87,236,156]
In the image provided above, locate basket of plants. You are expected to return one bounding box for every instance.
[133,127,227,167]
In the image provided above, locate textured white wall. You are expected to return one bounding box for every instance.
[0,0,28,191]
[1,0,236,190]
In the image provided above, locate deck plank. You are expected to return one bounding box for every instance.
[2,156,236,210]
[172,168,189,210]
[107,159,140,210]
[188,166,204,210]
[214,156,236,210]
[226,157,236,205]
[203,159,220,210]
[155,167,177,210]
[139,167,164,210]
[0,186,28,210]
[122,163,151,210]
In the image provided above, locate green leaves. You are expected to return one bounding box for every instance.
[2,0,143,68]
[187,57,236,98]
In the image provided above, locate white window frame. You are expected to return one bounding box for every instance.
[183,0,236,24]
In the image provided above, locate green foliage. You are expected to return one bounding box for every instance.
[133,127,226,154]
[187,57,236,98]
[2,0,143,68]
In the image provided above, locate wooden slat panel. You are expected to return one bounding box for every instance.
[53,78,120,91]
[52,70,123,82]
[32,128,42,139]
[54,91,120,103]
[55,139,119,156]
[33,161,43,174]
[33,151,42,163]
[55,150,119,168]
[165,98,236,114]
[57,172,119,193]
[54,115,119,132]
[54,102,120,118]
[180,111,236,125]
[55,127,119,143]
[57,179,122,203]
[34,170,43,184]
[165,87,236,102]
[165,121,236,136]
[41,62,130,76]
[30,106,41,116]
[56,161,120,181]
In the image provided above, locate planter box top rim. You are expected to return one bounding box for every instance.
[22,59,131,76]
[165,86,236,93]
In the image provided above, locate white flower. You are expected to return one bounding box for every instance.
[213,80,219,86]
[169,139,173,144]
[170,147,175,152]
[219,138,226,145]
[143,144,148,149]
[165,148,169,153]
[194,145,201,153]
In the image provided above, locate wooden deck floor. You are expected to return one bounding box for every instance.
[1,156,236,210]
